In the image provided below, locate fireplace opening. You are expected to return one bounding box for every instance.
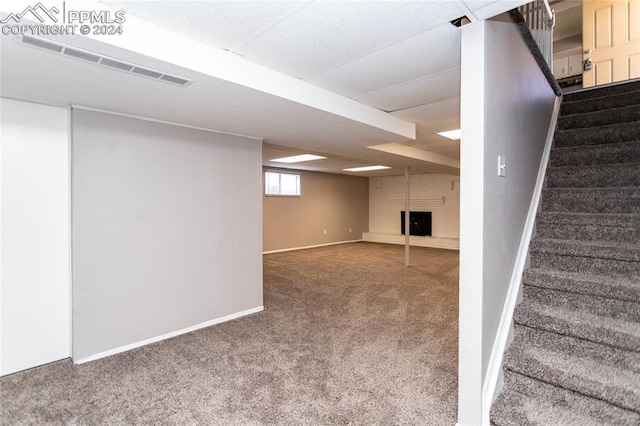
[401,211,432,237]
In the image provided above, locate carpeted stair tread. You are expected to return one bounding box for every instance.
[535,212,640,244]
[536,212,640,231]
[559,104,640,130]
[514,294,640,352]
[561,89,640,115]
[491,371,640,426]
[503,325,640,412]
[550,140,640,167]
[523,268,640,303]
[541,186,640,214]
[546,162,640,188]
[529,238,640,277]
[563,80,640,102]
[529,238,640,263]
[519,285,640,327]
[554,121,640,148]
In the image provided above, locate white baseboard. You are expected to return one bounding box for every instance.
[362,232,459,250]
[481,95,562,422]
[263,239,362,254]
[74,306,264,365]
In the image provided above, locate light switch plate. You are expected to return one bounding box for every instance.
[498,156,506,177]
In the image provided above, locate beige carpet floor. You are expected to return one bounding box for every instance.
[1,242,459,425]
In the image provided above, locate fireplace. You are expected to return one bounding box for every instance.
[400,211,432,237]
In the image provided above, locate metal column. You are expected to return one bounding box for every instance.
[404,166,410,266]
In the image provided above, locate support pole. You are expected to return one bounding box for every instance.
[404,166,410,267]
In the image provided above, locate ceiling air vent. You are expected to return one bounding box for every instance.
[100,57,134,72]
[19,35,193,87]
[160,74,191,85]
[63,47,100,63]
[131,66,163,78]
[21,35,63,52]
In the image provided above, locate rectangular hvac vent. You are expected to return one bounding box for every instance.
[99,57,134,72]
[22,35,63,52]
[19,35,193,87]
[160,74,190,85]
[64,47,100,63]
[131,67,163,78]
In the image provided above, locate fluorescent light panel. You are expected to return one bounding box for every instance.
[437,129,461,140]
[270,154,327,163]
[343,165,391,172]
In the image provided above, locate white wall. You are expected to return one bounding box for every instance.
[1,98,71,376]
[364,173,460,250]
[71,109,263,362]
[458,15,557,425]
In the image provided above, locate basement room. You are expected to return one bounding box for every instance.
[4,0,637,425]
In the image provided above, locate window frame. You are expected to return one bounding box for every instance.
[264,170,301,197]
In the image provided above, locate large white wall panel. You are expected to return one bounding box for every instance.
[1,98,70,376]
[71,109,263,362]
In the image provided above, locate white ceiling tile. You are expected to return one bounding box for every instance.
[308,23,461,98]
[409,141,460,159]
[463,0,529,19]
[235,1,469,78]
[356,68,460,112]
[416,113,461,135]
[396,126,460,159]
[391,97,460,126]
[113,1,304,50]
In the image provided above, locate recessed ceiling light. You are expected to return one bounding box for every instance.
[270,154,327,163]
[437,129,462,140]
[343,165,391,172]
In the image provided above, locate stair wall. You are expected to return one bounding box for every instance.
[459,16,560,425]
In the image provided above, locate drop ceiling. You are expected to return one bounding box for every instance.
[0,0,528,176]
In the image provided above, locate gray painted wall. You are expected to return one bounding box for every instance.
[263,168,368,252]
[72,109,263,361]
[481,15,556,378]
[458,15,557,424]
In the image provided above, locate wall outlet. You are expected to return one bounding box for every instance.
[323,229,327,234]
[349,228,352,233]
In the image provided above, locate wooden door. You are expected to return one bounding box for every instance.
[582,0,640,88]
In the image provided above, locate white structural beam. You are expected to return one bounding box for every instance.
[36,0,416,141]
[369,143,460,169]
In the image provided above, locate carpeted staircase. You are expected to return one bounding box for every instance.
[491,80,640,425]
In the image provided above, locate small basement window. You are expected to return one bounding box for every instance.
[265,171,300,196]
